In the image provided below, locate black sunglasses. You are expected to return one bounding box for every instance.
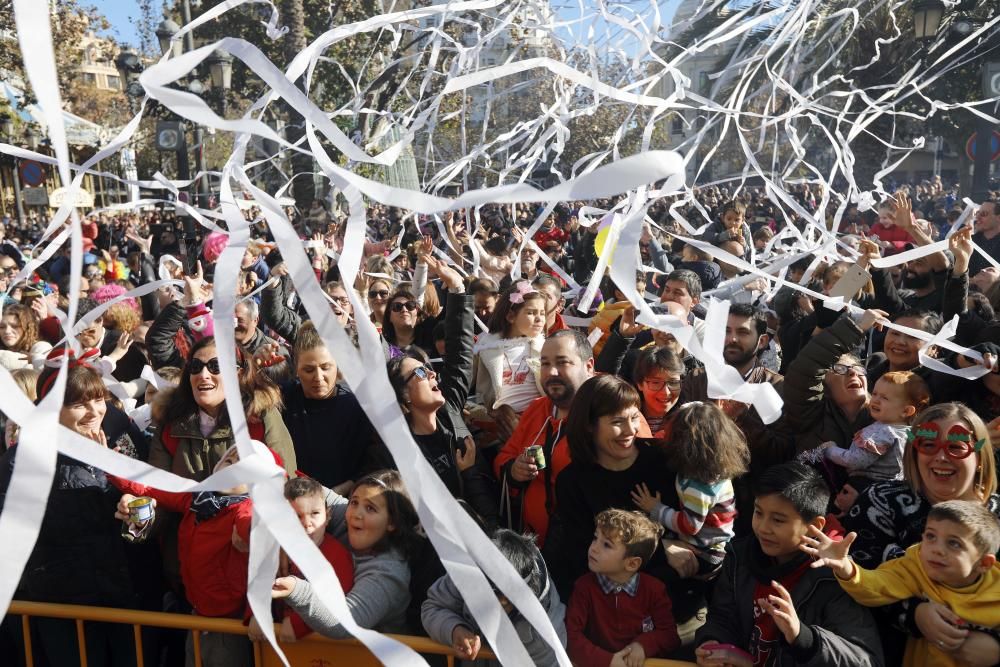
[188,357,221,375]
[391,300,418,313]
[368,289,389,299]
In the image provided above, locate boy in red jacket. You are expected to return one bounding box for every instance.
[566,509,679,667]
[249,476,354,642]
[112,445,261,666]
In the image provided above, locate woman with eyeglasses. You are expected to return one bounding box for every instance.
[379,258,498,532]
[840,402,1000,667]
[784,308,890,455]
[629,347,686,440]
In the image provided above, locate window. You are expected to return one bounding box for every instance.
[82,72,97,86]
[105,75,120,90]
[671,115,684,135]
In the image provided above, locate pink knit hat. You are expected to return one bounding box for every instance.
[202,232,230,264]
[91,283,138,312]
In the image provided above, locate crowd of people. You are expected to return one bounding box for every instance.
[1,174,1000,667]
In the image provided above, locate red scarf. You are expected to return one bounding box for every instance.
[749,560,809,666]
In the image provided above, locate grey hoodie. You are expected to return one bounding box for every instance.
[421,559,567,666]
[283,489,411,638]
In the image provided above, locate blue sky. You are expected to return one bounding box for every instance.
[91,0,145,46]
[92,0,684,50]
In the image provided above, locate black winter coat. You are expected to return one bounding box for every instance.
[367,292,498,531]
[282,382,376,489]
[696,536,884,667]
[0,406,151,608]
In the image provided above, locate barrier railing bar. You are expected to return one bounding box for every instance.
[20,614,33,667]
[7,600,696,666]
[192,629,202,667]
[133,624,144,667]
[75,618,89,667]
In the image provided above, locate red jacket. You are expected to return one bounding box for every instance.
[284,534,355,638]
[566,572,679,666]
[534,225,568,248]
[868,222,913,254]
[109,476,252,618]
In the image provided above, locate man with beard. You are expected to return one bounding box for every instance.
[679,303,790,535]
[493,329,650,543]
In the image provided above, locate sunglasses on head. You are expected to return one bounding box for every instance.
[831,363,866,377]
[188,357,221,375]
[909,423,985,460]
[391,300,418,313]
[368,289,389,300]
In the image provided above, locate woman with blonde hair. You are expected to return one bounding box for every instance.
[841,401,1000,666]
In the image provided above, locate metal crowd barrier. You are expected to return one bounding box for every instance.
[6,600,697,666]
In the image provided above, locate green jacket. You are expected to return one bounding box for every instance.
[149,402,297,481]
[783,317,873,454]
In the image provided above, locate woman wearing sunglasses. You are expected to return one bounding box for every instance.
[785,308,890,454]
[382,287,440,355]
[380,257,498,532]
[841,402,1000,667]
[147,335,296,481]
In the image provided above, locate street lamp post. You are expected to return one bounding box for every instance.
[0,113,25,226]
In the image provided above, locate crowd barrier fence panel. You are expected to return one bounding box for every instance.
[7,600,697,667]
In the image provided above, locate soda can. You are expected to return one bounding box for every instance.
[525,445,546,470]
[128,496,155,523]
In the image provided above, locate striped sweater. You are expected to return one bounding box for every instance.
[649,477,737,565]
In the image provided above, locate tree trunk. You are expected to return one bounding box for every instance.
[281,0,314,213]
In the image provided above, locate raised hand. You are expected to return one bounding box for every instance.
[126,229,152,256]
[183,260,205,305]
[758,581,801,643]
[415,234,434,262]
[892,191,915,230]
[426,255,464,291]
[107,331,134,362]
[858,308,890,333]
[799,525,856,579]
[511,225,526,245]
[949,226,973,275]
[618,307,644,338]
[856,237,881,270]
